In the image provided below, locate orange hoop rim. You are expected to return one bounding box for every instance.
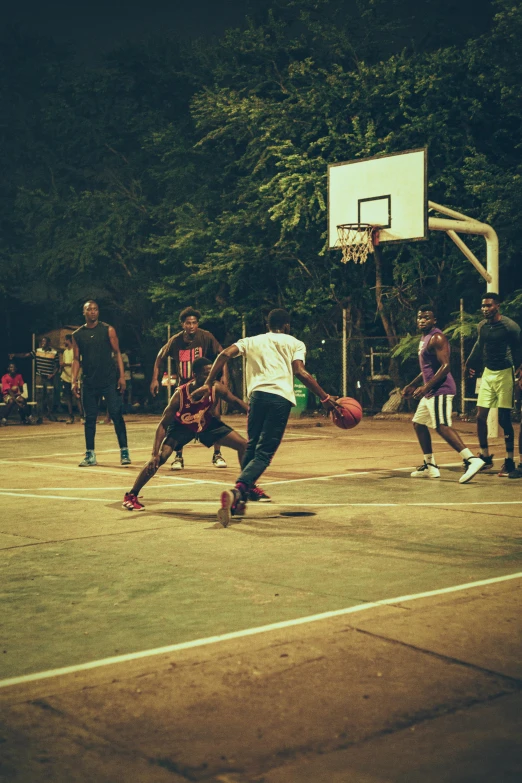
[337,223,380,244]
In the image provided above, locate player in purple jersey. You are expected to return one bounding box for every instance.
[402,306,483,484]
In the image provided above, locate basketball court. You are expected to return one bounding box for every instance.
[1,146,518,780]
[1,414,521,781]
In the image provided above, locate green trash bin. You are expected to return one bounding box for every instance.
[290,377,308,418]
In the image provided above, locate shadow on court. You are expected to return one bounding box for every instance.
[0,416,521,782]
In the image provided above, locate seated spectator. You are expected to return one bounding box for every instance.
[11,336,59,421]
[1,363,30,425]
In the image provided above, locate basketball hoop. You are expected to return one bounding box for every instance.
[336,223,379,264]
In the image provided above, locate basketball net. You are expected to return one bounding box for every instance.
[336,223,379,264]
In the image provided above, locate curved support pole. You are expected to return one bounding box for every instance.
[428,203,500,436]
[428,202,499,293]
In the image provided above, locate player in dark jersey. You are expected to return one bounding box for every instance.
[402,306,483,484]
[72,300,131,467]
[150,307,228,470]
[466,293,522,476]
[123,358,267,510]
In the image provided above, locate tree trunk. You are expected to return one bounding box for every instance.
[373,246,398,348]
[373,246,401,387]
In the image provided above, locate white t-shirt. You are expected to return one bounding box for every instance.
[234,332,306,405]
[61,347,74,383]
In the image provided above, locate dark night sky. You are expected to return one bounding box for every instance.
[2,0,248,62]
[3,0,494,64]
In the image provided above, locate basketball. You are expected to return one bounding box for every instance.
[331,397,363,430]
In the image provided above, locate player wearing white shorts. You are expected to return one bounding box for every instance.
[402,306,483,484]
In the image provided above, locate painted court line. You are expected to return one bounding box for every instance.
[0,430,325,458]
[0,484,208,491]
[0,460,226,485]
[0,492,118,503]
[0,444,204,461]
[1,571,520,690]
[0,490,521,508]
[261,459,478,486]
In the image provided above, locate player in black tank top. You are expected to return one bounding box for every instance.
[72,322,117,385]
[72,300,131,467]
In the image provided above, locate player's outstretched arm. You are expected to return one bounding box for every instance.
[150,342,171,397]
[291,360,338,411]
[214,382,248,414]
[192,345,241,401]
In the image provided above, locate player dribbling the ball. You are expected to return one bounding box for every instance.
[192,309,339,526]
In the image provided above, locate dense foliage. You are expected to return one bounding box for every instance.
[1,0,521,368]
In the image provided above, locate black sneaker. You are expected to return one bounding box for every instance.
[478,454,494,471]
[498,458,516,477]
[508,463,522,479]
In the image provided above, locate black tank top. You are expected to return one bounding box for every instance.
[73,322,117,386]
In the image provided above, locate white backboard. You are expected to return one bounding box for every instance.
[328,148,428,248]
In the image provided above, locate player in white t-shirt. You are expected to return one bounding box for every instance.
[60,334,83,424]
[194,308,339,526]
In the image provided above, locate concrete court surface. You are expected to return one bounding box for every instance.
[0,414,521,781]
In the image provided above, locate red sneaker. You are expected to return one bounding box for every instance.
[122,492,145,511]
[217,489,246,527]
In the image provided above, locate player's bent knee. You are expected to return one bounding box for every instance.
[498,409,512,428]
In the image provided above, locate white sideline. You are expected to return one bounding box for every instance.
[0,460,226,484]
[1,571,521,690]
[1,488,521,508]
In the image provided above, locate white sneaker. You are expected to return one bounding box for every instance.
[170,455,184,470]
[459,456,485,484]
[411,461,440,478]
[212,452,227,468]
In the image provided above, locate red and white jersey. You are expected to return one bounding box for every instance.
[175,382,215,433]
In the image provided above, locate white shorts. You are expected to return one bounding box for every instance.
[412,394,454,429]
[477,367,514,409]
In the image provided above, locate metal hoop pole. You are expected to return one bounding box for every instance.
[342,308,347,397]
[242,315,247,401]
[167,324,172,401]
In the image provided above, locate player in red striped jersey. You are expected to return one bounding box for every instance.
[150,307,228,470]
[123,358,267,510]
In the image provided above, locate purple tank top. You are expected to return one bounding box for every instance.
[418,327,456,397]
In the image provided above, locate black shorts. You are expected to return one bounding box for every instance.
[165,416,233,449]
[62,381,73,400]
